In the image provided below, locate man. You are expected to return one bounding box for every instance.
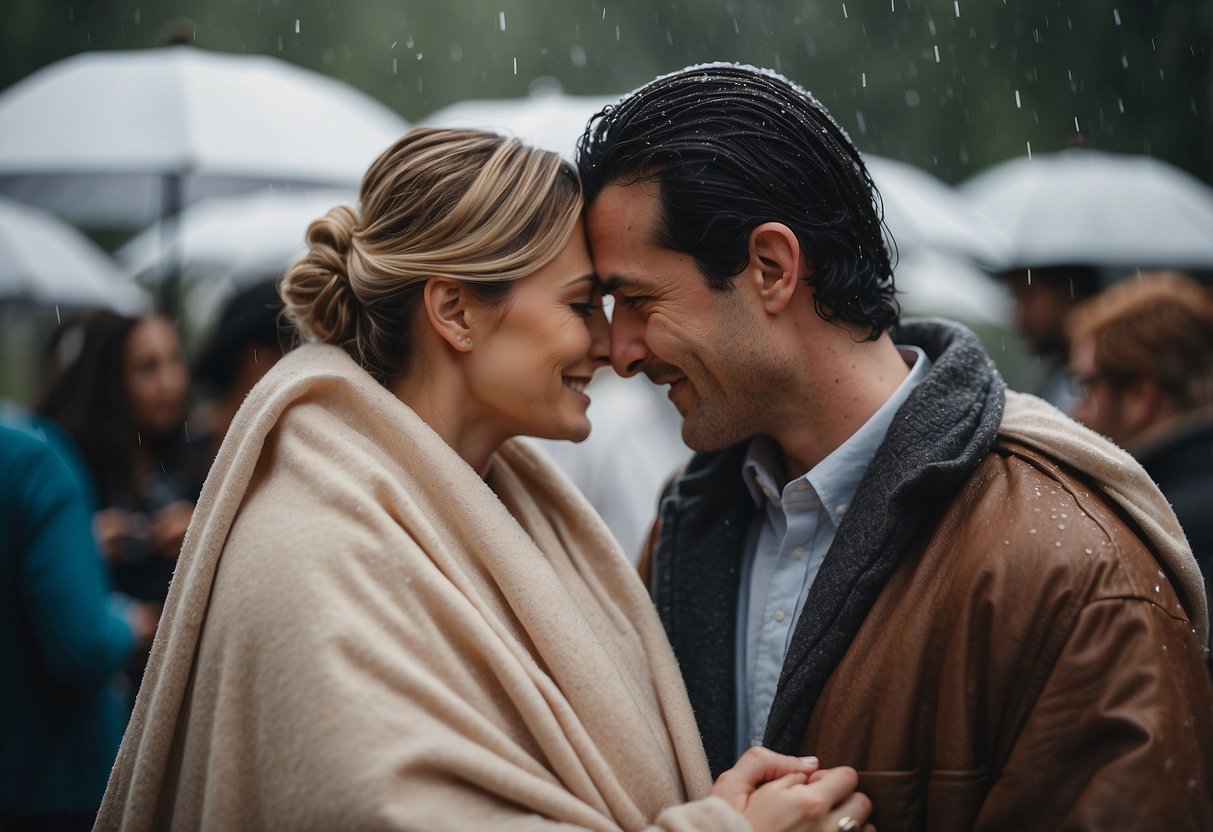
[999,264,1102,411]
[1067,270,1213,605]
[578,64,1212,830]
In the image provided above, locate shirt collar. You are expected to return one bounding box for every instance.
[742,345,932,524]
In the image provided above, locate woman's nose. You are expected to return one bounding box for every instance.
[609,307,649,377]
[587,304,610,367]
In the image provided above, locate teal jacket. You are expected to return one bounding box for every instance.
[0,420,135,817]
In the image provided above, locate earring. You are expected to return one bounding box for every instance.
[461,337,472,347]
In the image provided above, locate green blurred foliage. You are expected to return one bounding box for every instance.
[3,0,1210,185]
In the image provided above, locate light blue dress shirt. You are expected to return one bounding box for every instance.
[734,346,932,755]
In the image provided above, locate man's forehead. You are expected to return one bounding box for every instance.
[589,180,661,235]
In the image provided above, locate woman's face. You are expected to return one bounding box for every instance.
[465,221,609,444]
[123,316,189,436]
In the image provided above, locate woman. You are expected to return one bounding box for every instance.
[38,310,205,603]
[96,129,873,831]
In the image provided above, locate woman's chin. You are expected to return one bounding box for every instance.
[532,417,591,444]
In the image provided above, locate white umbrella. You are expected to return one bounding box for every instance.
[959,149,1213,270]
[420,80,620,161]
[118,188,355,285]
[0,45,407,230]
[865,155,1011,268]
[893,248,1011,327]
[0,196,146,312]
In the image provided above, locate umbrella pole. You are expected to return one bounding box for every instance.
[159,172,183,319]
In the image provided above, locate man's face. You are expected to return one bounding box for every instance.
[1007,273,1073,358]
[586,181,778,452]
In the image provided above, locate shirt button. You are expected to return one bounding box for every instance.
[773,610,786,622]
[835,504,848,516]
[793,546,807,558]
[794,482,809,492]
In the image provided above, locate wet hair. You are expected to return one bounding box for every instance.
[280,127,583,385]
[577,63,898,339]
[1067,271,1213,409]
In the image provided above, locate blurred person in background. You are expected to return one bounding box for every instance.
[36,311,206,697]
[998,264,1102,411]
[189,278,288,457]
[1067,270,1213,604]
[0,420,157,831]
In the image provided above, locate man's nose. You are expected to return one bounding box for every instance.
[608,308,649,377]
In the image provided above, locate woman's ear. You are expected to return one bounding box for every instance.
[423,278,474,352]
[748,222,806,314]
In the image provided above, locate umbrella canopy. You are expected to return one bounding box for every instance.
[894,248,1011,327]
[0,45,407,230]
[117,188,356,285]
[0,196,146,312]
[959,149,1213,271]
[865,155,1011,267]
[420,81,620,161]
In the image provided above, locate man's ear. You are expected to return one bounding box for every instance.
[748,222,807,314]
[423,278,474,352]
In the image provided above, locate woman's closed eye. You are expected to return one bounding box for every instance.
[570,299,603,317]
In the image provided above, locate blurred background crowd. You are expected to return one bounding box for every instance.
[1,1,1211,828]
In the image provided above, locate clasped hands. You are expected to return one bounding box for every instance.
[711,746,874,832]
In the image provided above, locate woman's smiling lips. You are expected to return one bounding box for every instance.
[562,376,592,402]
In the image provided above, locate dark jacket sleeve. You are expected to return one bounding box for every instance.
[11,429,135,687]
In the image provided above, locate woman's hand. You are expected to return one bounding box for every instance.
[148,500,193,559]
[94,507,136,563]
[711,747,874,832]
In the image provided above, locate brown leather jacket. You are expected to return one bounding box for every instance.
[642,321,1213,831]
[802,439,1212,829]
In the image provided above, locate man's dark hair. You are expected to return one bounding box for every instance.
[577,63,898,339]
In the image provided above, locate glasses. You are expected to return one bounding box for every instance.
[1068,370,1131,398]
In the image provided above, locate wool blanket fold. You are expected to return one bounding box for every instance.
[95,344,745,832]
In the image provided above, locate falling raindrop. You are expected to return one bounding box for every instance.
[513,57,517,74]
[55,305,61,324]
[1026,140,1033,159]
[1113,9,1121,26]
[842,3,848,19]
[1014,90,1021,108]
[499,11,506,31]
[934,45,941,63]
[861,71,867,87]
[295,19,300,34]
[1074,116,1080,131]
[954,1,960,17]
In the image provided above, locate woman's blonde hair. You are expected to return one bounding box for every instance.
[280,127,583,383]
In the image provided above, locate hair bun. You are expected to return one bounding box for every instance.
[281,205,363,347]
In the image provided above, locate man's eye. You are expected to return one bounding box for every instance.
[619,294,651,310]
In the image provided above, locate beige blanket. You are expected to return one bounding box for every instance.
[1000,390,1209,648]
[96,344,746,832]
